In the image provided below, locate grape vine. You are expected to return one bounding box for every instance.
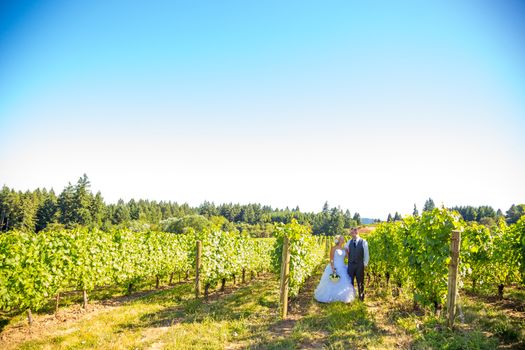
[366,208,525,311]
[272,219,325,297]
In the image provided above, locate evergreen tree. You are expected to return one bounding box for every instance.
[506,204,525,224]
[240,205,256,224]
[423,198,435,212]
[352,212,361,225]
[465,207,477,221]
[328,207,345,235]
[73,174,94,226]
[477,206,495,221]
[127,198,140,220]
[36,189,58,231]
[0,186,14,231]
[413,204,419,216]
[17,191,37,231]
[199,201,218,217]
[91,192,106,227]
[219,203,234,222]
[112,199,131,225]
[231,204,242,222]
[252,203,263,223]
[344,209,353,228]
[58,183,76,227]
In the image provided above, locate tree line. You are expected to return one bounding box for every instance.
[384,198,522,227]
[0,174,361,236]
[450,204,525,226]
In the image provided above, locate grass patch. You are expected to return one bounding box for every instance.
[1,269,524,349]
[297,301,382,349]
[1,275,282,350]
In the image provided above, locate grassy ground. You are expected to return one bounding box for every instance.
[1,269,524,349]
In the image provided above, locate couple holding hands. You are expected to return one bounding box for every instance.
[314,228,369,303]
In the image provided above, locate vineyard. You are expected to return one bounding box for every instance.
[0,211,524,349]
[0,219,325,324]
[367,208,525,308]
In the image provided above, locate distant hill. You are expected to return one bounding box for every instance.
[360,218,377,225]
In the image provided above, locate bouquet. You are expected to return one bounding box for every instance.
[329,272,340,282]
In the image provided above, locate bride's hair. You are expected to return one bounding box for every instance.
[333,235,343,245]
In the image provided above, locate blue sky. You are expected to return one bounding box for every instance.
[1,0,524,218]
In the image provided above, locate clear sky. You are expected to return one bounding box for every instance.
[1,0,524,219]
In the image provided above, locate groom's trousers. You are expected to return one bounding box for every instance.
[348,262,365,301]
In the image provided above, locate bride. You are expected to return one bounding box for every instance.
[314,235,355,303]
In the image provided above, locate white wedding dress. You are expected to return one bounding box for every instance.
[314,248,355,303]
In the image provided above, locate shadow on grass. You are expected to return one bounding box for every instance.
[382,289,523,350]
[301,301,381,348]
[464,286,525,314]
[238,301,383,349]
[115,274,280,334]
[0,317,10,333]
[461,297,524,347]
[409,318,500,350]
[3,276,193,327]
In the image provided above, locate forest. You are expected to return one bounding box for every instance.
[2,174,523,238]
[0,174,363,237]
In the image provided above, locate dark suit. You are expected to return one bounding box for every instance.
[347,238,367,301]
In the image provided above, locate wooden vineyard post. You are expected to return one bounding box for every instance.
[280,236,291,319]
[447,230,461,328]
[83,289,88,310]
[325,236,330,258]
[195,240,202,298]
[27,309,33,326]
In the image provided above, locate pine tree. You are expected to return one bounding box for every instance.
[91,192,106,227]
[58,183,76,227]
[6,189,22,230]
[423,198,435,212]
[112,199,131,225]
[344,209,353,228]
[0,186,14,231]
[17,191,37,231]
[413,204,419,216]
[322,201,329,213]
[36,189,58,231]
[74,174,94,226]
[352,212,361,225]
[327,207,345,235]
[506,204,525,224]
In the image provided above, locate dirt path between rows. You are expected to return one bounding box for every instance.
[0,286,174,347]
[0,275,271,349]
[226,268,412,349]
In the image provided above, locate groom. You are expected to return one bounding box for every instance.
[345,228,369,301]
